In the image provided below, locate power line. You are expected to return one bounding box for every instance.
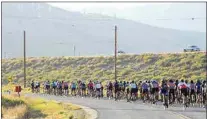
[2,15,206,21]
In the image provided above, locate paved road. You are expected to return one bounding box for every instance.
[25,93,206,119]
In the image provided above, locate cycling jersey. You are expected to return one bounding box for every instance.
[168,82,175,89]
[114,82,119,89]
[82,83,86,89]
[178,82,188,89]
[96,83,101,89]
[196,82,202,90]
[52,82,56,87]
[142,83,148,90]
[152,81,159,88]
[119,83,124,88]
[161,83,168,95]
[64,82,68,87]
[190,83,195,90]
[131,83,137,89]
[88,83,93,88]
[108,83,113,89]
[71,83,76,89]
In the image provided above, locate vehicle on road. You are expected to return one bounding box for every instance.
[184,45,200,52]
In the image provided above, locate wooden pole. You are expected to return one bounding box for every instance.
[24,31,26,88]
[115,26,117,81]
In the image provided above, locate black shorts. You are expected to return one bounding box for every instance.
[151,88,159,94]
[72,88,76,91]
[108,87,113,91]
[169,89,175,94]
[115,88,119,93]
[190,89,195,95]
[181,88,188,97]
[46,85,50,90]
[197,89,201,94]
[131,88,136,94]
[82,88,86,91]
[64,87,68,90]
[53,86,56,89]
[96,88,101,92]
[142,89,148,94]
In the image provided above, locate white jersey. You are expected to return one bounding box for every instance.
[96,84,101,89]
[178,82,188,89]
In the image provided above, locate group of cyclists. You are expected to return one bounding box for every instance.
[31,79,207,110]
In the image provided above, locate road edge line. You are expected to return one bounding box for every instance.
[54,100,98,119]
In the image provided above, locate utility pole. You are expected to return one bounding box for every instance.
[73,45,76,56]
[115,26,117,81]
[23,30,26,88]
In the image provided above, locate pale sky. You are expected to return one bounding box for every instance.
[48,3,206,32]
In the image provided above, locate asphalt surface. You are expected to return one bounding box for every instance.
[25,93,206,119]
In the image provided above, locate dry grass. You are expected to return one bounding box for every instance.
[2,104,28,119]
[2,93,86,119]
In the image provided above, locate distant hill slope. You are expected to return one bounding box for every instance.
[2,3,206,58]
[2,52,206,85]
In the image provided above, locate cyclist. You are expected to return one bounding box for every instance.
[138,81,143,100]
[71,81,77,96]
[64,81,69,96]
[178,79,188,109]
[95,81,102,99]
[114,80,119,100]
[168,79,176,104]
[52,81,57,95]
[196,79,202,105]
[151,80,159,104]
[107,81,113,99]
[130,81,137,101]
[141,80,149,103]
[88,80,94,97]
[31,80,34,93]
[81,81,86,97]
[161,79,169,109]
[202,80,207,108]
[119,81,124,98]
[189,80,196,105]
[46,80,50,94]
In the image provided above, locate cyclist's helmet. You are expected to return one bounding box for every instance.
[181,79,184,83]
[190,80,194,84]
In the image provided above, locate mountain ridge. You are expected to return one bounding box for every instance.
[2,3,206,58]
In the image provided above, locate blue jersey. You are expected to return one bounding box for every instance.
[196,82,201,90]
[142,83,148,89]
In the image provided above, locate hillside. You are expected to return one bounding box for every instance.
[2,52,206,85]
[2,3,206,58]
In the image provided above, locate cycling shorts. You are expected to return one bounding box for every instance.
[64,86,68,90]
[190,89,195,95]
[151,88,159,94]
[181,88,188,97]
[96,88,101,92]
[143,89,148,94]
[72,88,76,91]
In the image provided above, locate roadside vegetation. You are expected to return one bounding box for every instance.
[2,94,86,119]
[2,52,206,86]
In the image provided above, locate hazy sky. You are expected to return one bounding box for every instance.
[48,3,206,32]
